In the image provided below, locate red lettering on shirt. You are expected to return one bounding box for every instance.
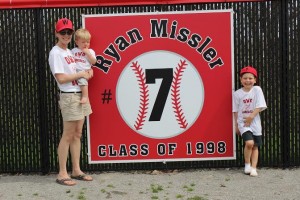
[74,58,86,63]
[72,80,78,85]
[75,52,85,57]
[64,55,76,64]
[243,99,252,104]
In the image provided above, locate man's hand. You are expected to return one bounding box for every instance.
[86,68,93,78]
[79,70,92,80]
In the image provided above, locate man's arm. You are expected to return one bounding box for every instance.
[55,70,91,84]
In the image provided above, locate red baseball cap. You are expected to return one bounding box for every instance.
[240,66,257,77]
[55,18,74,32]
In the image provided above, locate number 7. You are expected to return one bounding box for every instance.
[145,68,173,121]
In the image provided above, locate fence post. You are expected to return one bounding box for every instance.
[279,0,290,168]
[35,9,50,174]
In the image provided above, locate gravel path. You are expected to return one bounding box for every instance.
[0,168,299,200]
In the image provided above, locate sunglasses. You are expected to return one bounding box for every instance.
[59,29,74,35]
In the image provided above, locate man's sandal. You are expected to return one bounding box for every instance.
[56,178,76,186]
[71,174,93,181]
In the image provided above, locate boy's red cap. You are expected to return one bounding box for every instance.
[55,18,74,32]
[240,66,257,77]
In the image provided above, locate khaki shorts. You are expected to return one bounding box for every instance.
[58,93,92,121]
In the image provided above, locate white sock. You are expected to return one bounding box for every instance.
[245,163,251,168]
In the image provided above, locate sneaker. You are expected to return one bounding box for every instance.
[244,166,252,174]
[250,169,258,177]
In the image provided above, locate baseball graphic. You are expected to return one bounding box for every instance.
[116,50,204,139]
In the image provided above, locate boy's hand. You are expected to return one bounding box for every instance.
[81,48,97,65]
[235,123,240,135]
[243,115,254,127]
[243,108,261,127]
[81,48,90,55]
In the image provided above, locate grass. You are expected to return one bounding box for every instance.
[77,188,87,200]
[77,192,85,200]
[176,194,184,198]
[183,183,195,192]
[146,182,201,199]
[100,189,106,193]
[187,196,208,200]
[151,184,164,193]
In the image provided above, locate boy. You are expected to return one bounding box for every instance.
[233,66,267,177]
[72,28,97,104]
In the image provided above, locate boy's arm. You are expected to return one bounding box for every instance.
[243,108,262,127]
[82,48,97,65]
[233,112,239,134]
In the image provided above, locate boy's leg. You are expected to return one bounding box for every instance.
[250,135,262,177]
[244,140,254,174]
[250,146,259,176]
[250,146,259,169]
[242,131,254,174]
[80,85,89,104]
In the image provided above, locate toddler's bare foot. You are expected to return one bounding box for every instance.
[80,97,88,104]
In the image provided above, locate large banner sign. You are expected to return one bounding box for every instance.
[1,1,268,9]
[84,10,235,163]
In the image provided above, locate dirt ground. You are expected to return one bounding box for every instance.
[0,168,299,200]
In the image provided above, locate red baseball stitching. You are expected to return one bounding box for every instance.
[171,60,188,129]
[131,61,149,130]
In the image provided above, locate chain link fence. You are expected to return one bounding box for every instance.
[0,1,299,173]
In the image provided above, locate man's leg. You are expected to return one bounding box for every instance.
[57,121,78,185]
[70,119,93,181]
[70,119,84,174]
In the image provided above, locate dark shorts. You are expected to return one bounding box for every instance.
[242,131,263,147]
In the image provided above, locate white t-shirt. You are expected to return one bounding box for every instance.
[71,47,96,71]
[48,45,80,92]
[233,86,267,136]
